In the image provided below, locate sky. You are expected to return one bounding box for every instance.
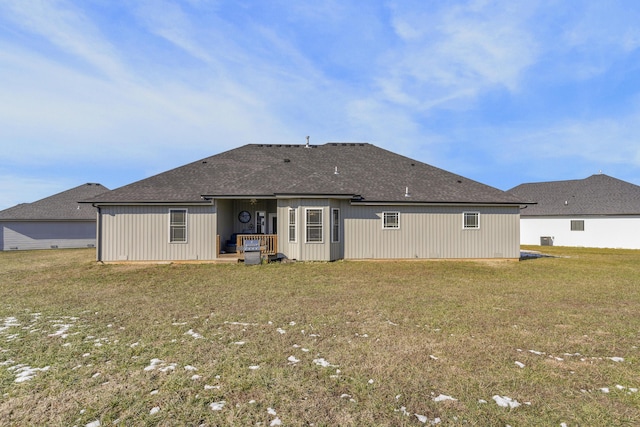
[2,0,640,210]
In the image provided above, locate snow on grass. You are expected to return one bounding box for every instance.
[144,358,177,372]
[287,355,300,364]
[432,394,457,402]
[493,395,521,408]
[184,329,203,339]
[8,364,50,383]
[85,420,100,427]
[313,358,337,368]
[209,401,225,411]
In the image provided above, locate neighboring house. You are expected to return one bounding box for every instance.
[507,174,640,249]
[0,183,109,251]
[83,143,524,262]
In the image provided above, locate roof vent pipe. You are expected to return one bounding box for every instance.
[405,187,411,197]
[305,136,310,148]
[334,166,339,175]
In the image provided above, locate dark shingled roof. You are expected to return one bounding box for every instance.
[85,143,522,205]
[0,183,109,221]
[507,174,640,216]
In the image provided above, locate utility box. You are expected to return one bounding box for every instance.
[243,239,262,265]
[540,236,553,246]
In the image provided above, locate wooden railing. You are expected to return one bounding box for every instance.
[236,234,278,256]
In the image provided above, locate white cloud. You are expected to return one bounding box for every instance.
[0,0,128,81]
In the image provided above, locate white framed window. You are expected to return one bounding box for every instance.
[463,212,479,229]
[288,208,297,242]
[331,208,340,243]
[169,209,187,243]
[570,220,584,231]
[382,211,400,229]
[305,208,323,243]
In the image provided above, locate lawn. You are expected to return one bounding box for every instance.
[1,247,639,426]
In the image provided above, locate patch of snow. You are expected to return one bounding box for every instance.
[270,418,282,426]
[515,361,525,368]
[395,406,410,416]
[48,324,72,338]
[267,408,277,416]
[85,420,100,427]
[433,394,457,402]
[204,385,220,390]
[429,355,438,360]
[234,341,245,345]
[529,350,545,355]
[313,358,337,368]
[191,374,202,380]
[368,379,374,384]
[150,406,160,415]
[415,414,428,423]
[276,328,286,334]
[10,364,50,383]
[209,401,225,411]
[184,365,197,371]
[287,356,300,364]
[150,389,159,395]
[609,357,624,362]
[249,365,260,370]
[599,387,610,393]
[185,329,203,339]
[493,395,521,408]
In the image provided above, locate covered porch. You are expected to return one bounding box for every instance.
[215,198,279,259]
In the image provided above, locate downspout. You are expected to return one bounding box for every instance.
[94,204,102,262]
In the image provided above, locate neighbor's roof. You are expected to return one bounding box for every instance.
[507,174,640,216]
[0,183,109,221]
[85,143,522,205]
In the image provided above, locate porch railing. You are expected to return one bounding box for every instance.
[237,234,278,256]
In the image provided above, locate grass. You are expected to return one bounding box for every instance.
[0,246,639,426]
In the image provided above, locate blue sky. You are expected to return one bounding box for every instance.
[2,0,640,210]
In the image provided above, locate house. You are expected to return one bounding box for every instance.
[507,174,640,249]
[83,143,524,262]
[0,183,109,251]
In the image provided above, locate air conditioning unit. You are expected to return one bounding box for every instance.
[540,236,553,246]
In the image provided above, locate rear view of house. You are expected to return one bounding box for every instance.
[0,183,109,251]
[508,174,640,249]
[84,143,524,262]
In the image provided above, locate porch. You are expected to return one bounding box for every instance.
[216,234,278,260]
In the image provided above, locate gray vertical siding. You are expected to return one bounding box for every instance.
[277,199,335,261]
[343,205,520,259]
[100,205,216,261]
[1,221,96,251]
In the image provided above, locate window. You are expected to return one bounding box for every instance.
[463,212,479,229]
[169,209,187,243]
[306,208,323,242]
[383,212,400,229]
[570,220,584,231]
[288,208,296,242]
[331,208,340,243]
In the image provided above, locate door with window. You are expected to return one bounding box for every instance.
[255,211,266,234]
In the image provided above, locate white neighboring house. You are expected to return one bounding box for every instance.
[0,183,109,251]
[507,174,640,249]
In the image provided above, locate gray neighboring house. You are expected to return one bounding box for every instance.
[0,183,109,251]
[83,143,524,262]
[507,174,640,249]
